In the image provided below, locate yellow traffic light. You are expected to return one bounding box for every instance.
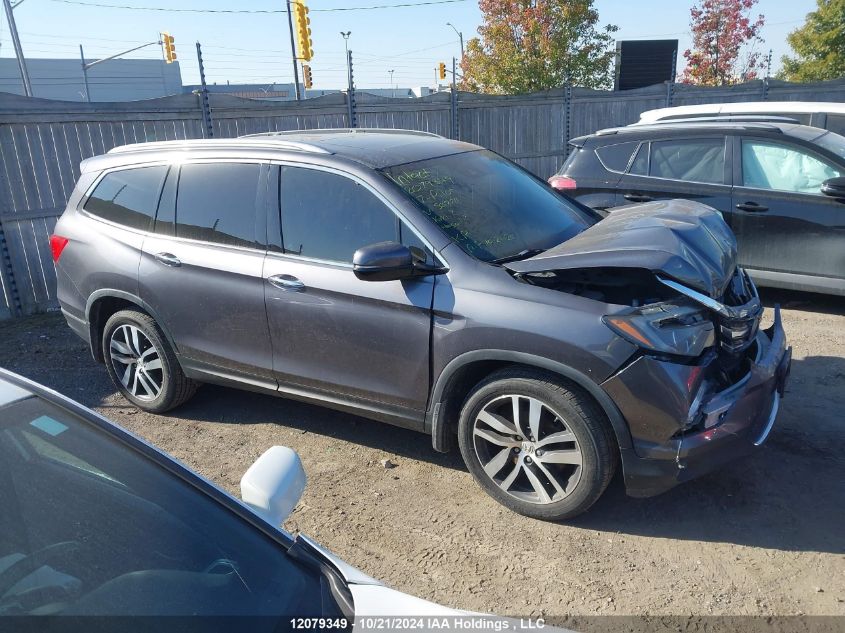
[161,32,176,63]
[292,0,313,62]
[302,64,313,89]
[438,62,446,80]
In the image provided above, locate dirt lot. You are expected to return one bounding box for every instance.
[1,289,843,626]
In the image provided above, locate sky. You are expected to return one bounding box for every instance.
[0,0,820,91]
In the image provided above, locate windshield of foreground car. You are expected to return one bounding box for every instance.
[381,149,595,263]
[0,395,349,627]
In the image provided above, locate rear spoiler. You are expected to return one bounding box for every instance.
[568,135,589,149]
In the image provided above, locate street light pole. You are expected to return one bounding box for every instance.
[388,69,394,98]
[446,22,464,60]
[341,31,352,97]
[3,0,33,96]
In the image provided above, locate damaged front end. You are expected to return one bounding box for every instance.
[505,201,791,497]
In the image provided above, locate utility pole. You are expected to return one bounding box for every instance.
[79,45,91,102]
[346,49,357,128]
[285,0,302,100]
[3,0,33,97]
[196,41,214,138]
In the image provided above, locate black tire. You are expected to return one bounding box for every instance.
[457,367,616,521]
[102,309,198,413]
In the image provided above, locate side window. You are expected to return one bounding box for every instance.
[595,141,639,173]
[176,163,262,248]
[83,166,167,231]
[648,139,725,184]
[741,140,842,194]
[629,142,649,175]
[280,167,398,263]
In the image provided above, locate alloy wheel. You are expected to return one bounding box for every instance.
[472,394,583,504]
[109,324,163,401]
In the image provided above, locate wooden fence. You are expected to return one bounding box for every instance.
[1,77,844,318]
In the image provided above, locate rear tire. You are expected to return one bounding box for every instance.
[457,367,616,521]
[102,309,197,413]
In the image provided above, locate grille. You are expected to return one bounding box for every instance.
[716,269,762,354]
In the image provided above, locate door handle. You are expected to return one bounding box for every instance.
[154,252,181,267]
[623,193,654,203]
[267,274,305,291]
[735,202,769,212]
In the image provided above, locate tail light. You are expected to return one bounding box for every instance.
[50,235,69,263]
[549,175,577,191]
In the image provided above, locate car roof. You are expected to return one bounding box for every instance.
[85,128,479,173]
[639,101,845,123]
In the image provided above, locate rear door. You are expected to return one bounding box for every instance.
[138,161,274,387]
[263,164,435,418]
[730,135,845,282]
[614,136,734,221]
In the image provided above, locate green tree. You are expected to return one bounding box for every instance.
[460,0,618,94]
[780,0,845,82]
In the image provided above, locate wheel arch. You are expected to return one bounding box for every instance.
[427,350,633,454]
[86,289,179,363]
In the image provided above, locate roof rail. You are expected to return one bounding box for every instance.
[107,137,331,155]
[596,120,787,136]
[641,115,801,125]
[242,127,443,139]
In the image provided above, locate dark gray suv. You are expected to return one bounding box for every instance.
[52,129,791,520]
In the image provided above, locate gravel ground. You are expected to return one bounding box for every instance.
[1,288,843,629]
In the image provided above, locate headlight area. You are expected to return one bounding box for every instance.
[602,299,715,359]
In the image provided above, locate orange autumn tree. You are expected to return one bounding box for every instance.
[681,0,766,85]
[460,0,618,94]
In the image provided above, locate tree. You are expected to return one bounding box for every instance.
[780,0,845,82]
[680,0,765,86]
[460,0,618,94]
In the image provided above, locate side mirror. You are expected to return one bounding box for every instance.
[240,446,306,526]
[821,176,845,199]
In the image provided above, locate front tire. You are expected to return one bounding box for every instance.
[458,368,616,521]
[102,309,197,413]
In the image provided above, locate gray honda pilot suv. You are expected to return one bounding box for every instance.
[52,129,791,520]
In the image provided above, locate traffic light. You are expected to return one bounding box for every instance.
[292,0,313,62]
[438,62,446,80]
[161,32,176,63]
[302,64,313,89]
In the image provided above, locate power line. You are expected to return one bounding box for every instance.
[47,0,469,13]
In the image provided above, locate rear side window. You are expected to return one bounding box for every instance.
[629,143,649,175]
[83,166,167,231]
[279,167,398,263]
[175,163,262,248]
[648,139,725,184]
[595,141,639,172]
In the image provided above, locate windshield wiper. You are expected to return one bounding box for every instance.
[490,248,546,265]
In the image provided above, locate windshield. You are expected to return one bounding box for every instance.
[381,150,594,262]
[814,130,845,160]
[0,394,349,625]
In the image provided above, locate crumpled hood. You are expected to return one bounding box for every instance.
[505,199,737,297]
